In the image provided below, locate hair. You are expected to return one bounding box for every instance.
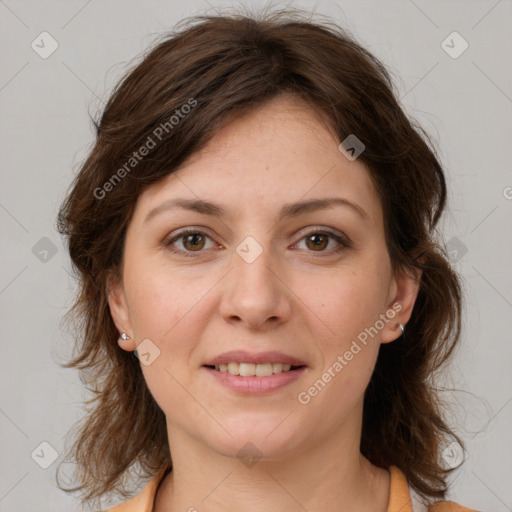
[56,6,464,509]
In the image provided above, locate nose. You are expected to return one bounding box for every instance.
[219,240,292,330]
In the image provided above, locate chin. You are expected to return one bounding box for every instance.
[203,413,306,460]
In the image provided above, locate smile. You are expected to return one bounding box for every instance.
[202,364,307,394]
[207,362,304,377]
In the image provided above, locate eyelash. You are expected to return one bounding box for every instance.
[164,228,350,258]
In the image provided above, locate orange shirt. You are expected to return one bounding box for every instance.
[106,465,478,512]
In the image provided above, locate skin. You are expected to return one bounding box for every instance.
[108,94,421,511]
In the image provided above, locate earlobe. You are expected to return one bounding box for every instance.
[106,271,136,352]
[379,304,407,344]
[118,332,136,351]
[381,266,422,344]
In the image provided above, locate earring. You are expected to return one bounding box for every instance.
[398,323,405,333]
[117,331,136,353]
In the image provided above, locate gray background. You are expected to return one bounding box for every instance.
[1,0,511,510]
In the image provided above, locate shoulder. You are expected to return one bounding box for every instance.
[388,466,479,512]
[428,502,480,512]
[103,466,169,512]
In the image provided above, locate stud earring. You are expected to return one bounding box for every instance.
[398,323,405,333]
[119,332,131,340]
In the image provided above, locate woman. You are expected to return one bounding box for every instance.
[56,8,478,512]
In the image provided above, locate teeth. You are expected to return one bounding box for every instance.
[272,363,283,373]
[227,362,239,375]
[214,362,295,376]
[239,363,256,376]
[255,363,272,377]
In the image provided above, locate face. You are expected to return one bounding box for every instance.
[108,95,420,462]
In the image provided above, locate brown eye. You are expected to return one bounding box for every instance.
[182,233,206,251]
[165,229,216,257]
[294,229,350,255]
[305,233,329,251]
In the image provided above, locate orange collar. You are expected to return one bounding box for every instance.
[388,465,414,512]
[106,465,465,512]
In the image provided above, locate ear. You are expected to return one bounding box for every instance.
[380,264,422,344]
[106,270,136,351]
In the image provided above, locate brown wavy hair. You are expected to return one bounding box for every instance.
[56,7,464,509]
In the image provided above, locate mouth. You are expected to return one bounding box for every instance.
[202,362,308,394]
[202,350,308,393]
[203,362,306,377]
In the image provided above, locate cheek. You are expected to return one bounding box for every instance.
[123,259,202,341]
[125,263,209,412]
[306,264,388,392]
[312,265,389,343]
[300,292,382,421]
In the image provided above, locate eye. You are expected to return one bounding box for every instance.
[293,228,350,254]
[165,229,216,257]
[164,227,350,258]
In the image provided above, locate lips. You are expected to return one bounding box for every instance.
[203,363,307,393]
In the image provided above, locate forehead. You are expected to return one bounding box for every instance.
[133,95,381,227]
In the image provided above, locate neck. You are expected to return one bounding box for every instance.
[154,421,390,512]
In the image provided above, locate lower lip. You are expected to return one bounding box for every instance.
[202,366,307,394]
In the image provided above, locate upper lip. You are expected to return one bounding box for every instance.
[203,350,307,367]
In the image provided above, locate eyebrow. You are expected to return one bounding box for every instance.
[144,196,369,224]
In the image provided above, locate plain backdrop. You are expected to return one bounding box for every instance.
[0,0,511,511]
